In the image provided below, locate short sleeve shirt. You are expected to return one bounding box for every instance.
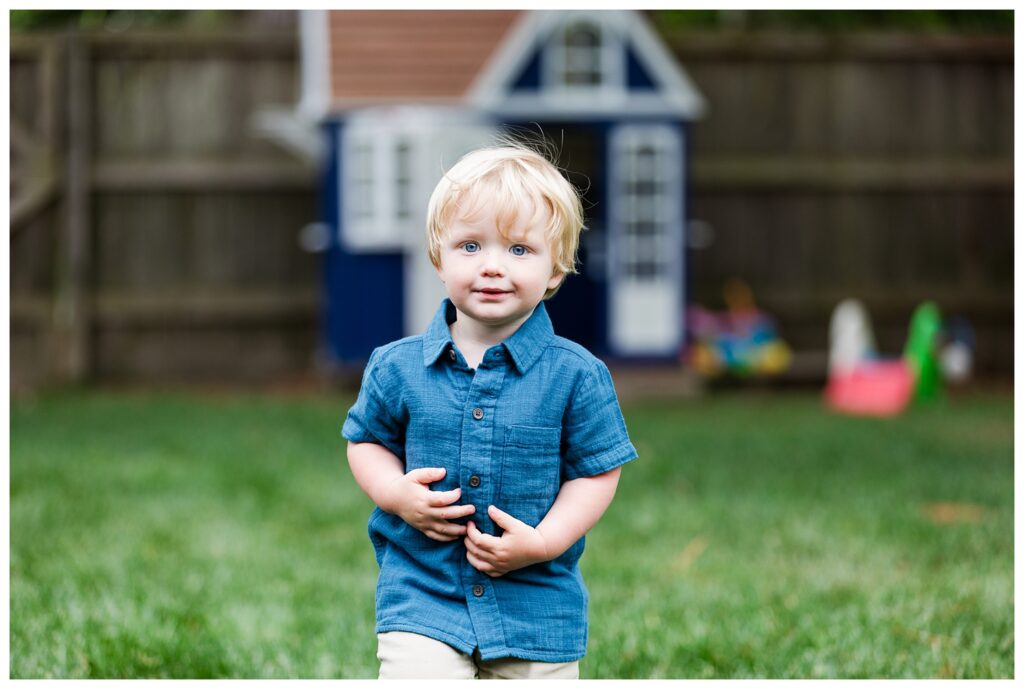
[342,298,637,662]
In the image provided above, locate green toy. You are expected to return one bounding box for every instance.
[903,301,943,402]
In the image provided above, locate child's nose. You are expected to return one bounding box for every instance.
[479,249,506,276]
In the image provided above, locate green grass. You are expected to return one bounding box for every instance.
[10,389,1013,678]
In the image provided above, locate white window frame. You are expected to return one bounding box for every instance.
[608,123,684,355]
[559,20,604,87]
[611,125,681,283]
[340,127,423,251]
[543,15,625,107]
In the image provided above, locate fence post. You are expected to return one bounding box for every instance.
[53,31,91,383]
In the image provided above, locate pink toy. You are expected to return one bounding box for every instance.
[824,360,913,417]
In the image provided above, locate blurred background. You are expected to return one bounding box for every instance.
[8,9,1014,680]
[10,8,1013,392]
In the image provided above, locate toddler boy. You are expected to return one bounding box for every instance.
[343,144,637,679]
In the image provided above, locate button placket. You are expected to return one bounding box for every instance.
[455,354,511,657]
[459,363,506,524]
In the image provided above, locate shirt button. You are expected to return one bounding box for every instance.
[468,475,481,488]
[472,584,484,597]
[472,407,484,420]
[448,349,456,361]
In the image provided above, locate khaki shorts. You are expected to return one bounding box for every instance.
[377,631,580,679]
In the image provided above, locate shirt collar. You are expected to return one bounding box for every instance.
[422,298,555,373]
[422,299,459,367]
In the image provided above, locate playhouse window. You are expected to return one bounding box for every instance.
[342,133,415,250]
[613,128,681,282]
[349,142,374,221]
[560,21,603,86]
[395,139,413,221]
[623,144,667,280]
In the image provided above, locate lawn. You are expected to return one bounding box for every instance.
[9,388,1013,678]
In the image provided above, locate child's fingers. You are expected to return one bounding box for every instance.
[466,520,484,546]
[426,518,467,537]
[465,545,504,577]
[487,504,523,531]
[465,549,493,574]
[427,487,463,507]
[408,467,446,485]
[463,535,486,560]
[466,521,501,550]
[423,529,457,542]
[438,503,476,520]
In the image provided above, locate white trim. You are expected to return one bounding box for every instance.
[298,10,331,121]
[492,92,691,119]
[250,107,323,163]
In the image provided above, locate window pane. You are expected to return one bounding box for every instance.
[618,130,675,282]
[395,140,412,220]
[350,143,374,220]
[562,22,602,87]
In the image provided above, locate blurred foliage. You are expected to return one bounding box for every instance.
[652,10,1013,34]
[10,10,248,32]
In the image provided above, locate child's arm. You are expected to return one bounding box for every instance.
[463,467,621,576]
[347,441,477,542]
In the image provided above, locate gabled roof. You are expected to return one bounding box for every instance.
[468,10,706,119]
[328,10,521,104]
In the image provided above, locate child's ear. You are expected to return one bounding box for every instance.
[547,271,565,291]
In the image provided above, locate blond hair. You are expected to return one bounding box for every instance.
[425,143,585,299]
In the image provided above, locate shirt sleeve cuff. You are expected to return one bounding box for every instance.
[562,440,638,481]
[341,420,405,459]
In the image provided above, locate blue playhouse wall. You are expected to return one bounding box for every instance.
[320,120,405,368]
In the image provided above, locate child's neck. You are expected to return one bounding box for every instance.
[449,309,533,369]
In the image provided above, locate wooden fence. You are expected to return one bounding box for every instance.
[9,26,1013,391]
[11,30,319,391]
[669,29,1012,378]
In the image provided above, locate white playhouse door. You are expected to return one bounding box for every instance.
[608,124,684,356]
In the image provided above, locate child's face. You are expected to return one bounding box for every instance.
[436,200,563,332]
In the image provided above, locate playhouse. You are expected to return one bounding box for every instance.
[282,10,706,366]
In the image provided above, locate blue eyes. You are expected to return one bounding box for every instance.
[460,242,529,256]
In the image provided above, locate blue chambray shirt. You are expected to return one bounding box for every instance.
[342,298,637,662]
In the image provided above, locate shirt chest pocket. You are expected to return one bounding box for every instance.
[499,425,562,501]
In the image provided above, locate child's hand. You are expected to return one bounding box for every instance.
[463,505,550,577]
[381,468,476,542]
